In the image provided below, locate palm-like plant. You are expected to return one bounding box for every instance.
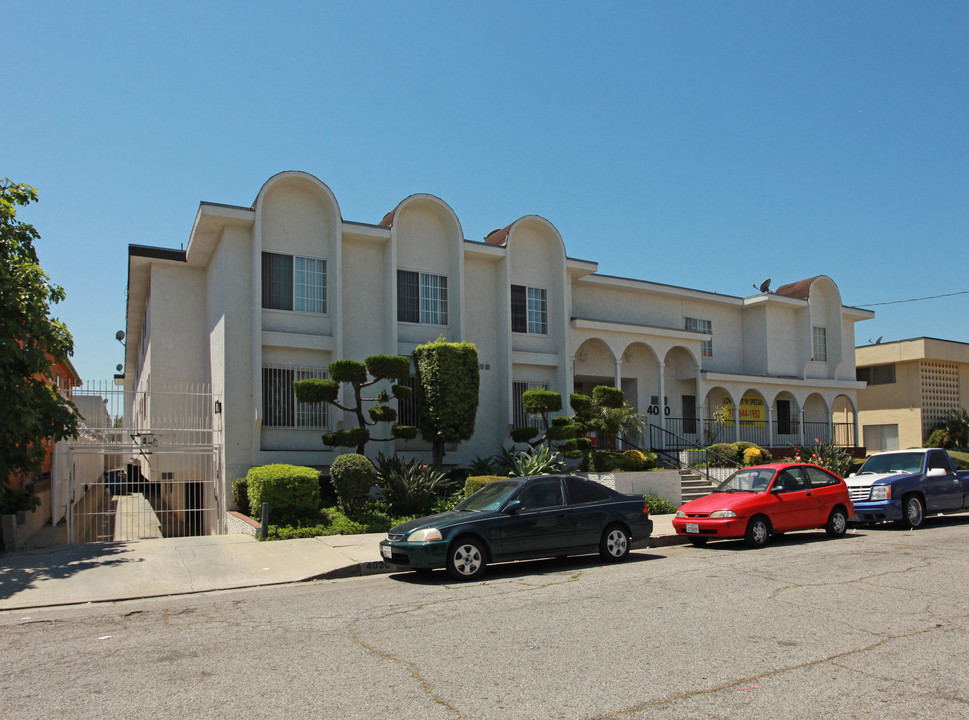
[591,402,647,450]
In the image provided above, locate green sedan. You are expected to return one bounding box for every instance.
[379,474,654,580]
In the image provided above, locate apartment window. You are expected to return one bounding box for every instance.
[857,363,896,386]
[262,252,326,313]
[397,270,448,325]
[685,317,713,357]
[513,380,549,428]
[511,285,548,334]
[262,365,328,428]
[813,326,827,362]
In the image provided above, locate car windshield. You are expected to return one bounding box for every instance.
[715,468,776,493]
[453,480,522,512]
[858,452,924,475]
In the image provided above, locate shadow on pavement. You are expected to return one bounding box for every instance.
[387,549,666,584]
[0,544,136,601]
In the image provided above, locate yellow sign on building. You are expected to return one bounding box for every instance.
[722,397,766,428]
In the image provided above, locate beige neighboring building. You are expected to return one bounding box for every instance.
[856,337,969,451]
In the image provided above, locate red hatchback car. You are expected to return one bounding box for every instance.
[672,463,854,548]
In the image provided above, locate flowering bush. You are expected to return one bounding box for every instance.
[789,439,852,477]
[743,447,763,466]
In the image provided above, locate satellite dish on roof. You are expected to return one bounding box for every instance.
[115,330,125,342]
[867,336,883,345]
[116,364,123,372]
[753,278,771,293]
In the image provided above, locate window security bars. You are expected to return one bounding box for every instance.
[398,270,448,325]
[262,252,326,313]
[262,365,328,429]
[513,380,549,428]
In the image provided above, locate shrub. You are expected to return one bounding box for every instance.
[706,443,739,466]
[586,450,632,472]
[926,427,953,449]
[791,441,853,477]
[644,494,679,515]
[329,454,375,512]
[734,441,770,463]
[742,447,763,466]
[464,475,505,497]
[247,464,321,525]
[372,453,455,516]
[231,477,250,516]
[623,449,657,470]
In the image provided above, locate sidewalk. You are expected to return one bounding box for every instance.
[0,515,682,612]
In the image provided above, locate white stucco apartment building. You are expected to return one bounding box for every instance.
[121,171,873,489]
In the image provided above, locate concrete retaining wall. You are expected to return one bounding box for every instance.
[579,470,681,505]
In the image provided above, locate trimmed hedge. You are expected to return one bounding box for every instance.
[231,477,250,516]
[246,464,321,525]
[585,450,655,472]
[330,453,375,511]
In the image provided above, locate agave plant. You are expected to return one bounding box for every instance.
[496,444,565,477]
[372,453,456,516]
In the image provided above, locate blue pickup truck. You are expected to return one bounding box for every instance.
[845,449,969,528]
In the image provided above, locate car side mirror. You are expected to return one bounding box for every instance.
[848,472,856,478]
[504,500,522,514]
[926,467,947,478]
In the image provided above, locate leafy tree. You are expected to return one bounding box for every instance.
[413,339,480,469]
[293,355,417,454]
[0,180,79,497]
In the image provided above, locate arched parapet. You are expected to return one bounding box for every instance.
[381,193,465,340]
[254,171,342,258]
[778,275,845,379]
[380,193,465,274]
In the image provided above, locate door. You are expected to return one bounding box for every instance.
[925,451,962,511]
[499,478,573,557]
[768,468,819,531]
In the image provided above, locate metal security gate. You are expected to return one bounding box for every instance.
[57,381,224,544]
[66,445,222,543]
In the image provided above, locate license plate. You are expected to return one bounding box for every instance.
[381,545,392,559]
[686,523,699,534]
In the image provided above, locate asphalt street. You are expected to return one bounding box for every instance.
[3,516,969,720]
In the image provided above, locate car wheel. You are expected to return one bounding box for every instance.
[744,516,770,548]
[900,495,925,530]
[600,524,631,561]
[689,537,708,546]
[825,507,848,538]
[446,537,487,581]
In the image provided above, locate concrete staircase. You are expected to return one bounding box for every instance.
[679,470,717,502]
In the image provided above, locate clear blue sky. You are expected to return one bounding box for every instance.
[5,1,968,383]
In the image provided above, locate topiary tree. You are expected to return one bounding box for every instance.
[329,453,375,513]
[293,354,417,455]
[510,385,633,461]
[413,339,480,469]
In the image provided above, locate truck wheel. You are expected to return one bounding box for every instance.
[900,495,924,530]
